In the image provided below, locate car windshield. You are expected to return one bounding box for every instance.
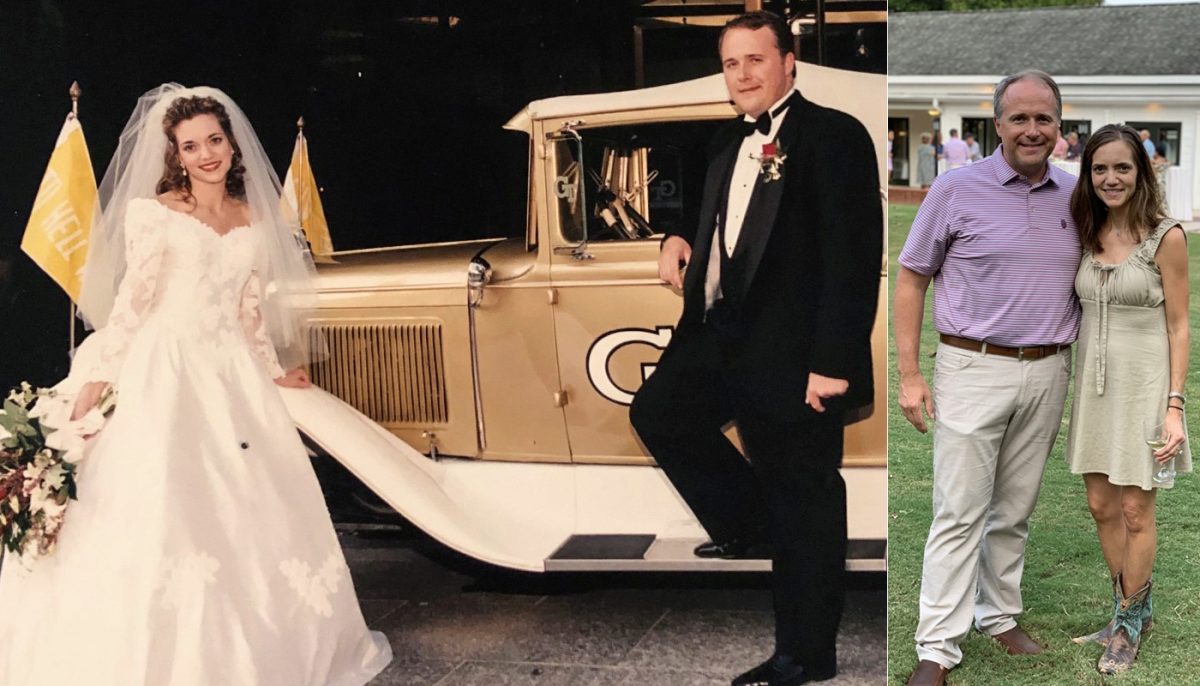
[578,119,726,241]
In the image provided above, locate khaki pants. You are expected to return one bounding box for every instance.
[914,343,1071,668]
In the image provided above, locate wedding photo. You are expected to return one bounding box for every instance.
[887,2,1200,685]
[0,2,886,685]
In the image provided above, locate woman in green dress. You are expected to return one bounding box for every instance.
[1065,124,1190,674]
[915,132,936,188]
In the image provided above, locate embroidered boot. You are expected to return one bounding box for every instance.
[1097,574,1152,674]
[1073,574,1154,646]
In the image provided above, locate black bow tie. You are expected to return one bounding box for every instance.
[739,97,792,137]
[740,112,773,137]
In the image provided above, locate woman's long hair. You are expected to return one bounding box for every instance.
[1069,124,1162,254]
[156,95,247,200]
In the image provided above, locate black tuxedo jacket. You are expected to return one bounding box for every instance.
[665,90,882,422]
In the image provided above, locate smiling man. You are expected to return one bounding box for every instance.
[894,70,1082,686]
[631,10,882,686]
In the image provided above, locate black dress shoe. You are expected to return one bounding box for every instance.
[694,537,770,560]
[695,539,748,559]
[732,655,836,686]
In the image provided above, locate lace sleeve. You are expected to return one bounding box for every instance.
[80,206,166,384]
[239,269,287,379]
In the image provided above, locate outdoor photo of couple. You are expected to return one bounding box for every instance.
[887,3,1199,684]
[0,1,1197,685]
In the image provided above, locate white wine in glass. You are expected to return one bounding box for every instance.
[1144,417,1176,486]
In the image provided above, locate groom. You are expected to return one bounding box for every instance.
[630,10,881,686]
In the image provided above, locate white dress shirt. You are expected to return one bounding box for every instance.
[705,90,794,310]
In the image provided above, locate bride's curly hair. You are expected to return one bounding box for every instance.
[156,95,247,200]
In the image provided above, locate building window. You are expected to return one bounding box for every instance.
[889,118,910,186]
[1127,122,1181,165]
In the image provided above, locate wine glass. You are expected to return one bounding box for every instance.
[1144,416,1176,486]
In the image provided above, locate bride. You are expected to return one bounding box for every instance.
[0,84,393,685]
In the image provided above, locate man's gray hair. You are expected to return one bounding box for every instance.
[993,70,1062,121]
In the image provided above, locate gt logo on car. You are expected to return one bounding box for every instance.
[554,176,578,200]
[586,327,674,405]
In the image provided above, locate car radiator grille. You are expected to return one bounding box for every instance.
[309,321,448,425]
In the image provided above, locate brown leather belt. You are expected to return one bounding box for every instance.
[939,334,1067,360]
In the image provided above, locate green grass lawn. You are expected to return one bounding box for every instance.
[887,203,1200,685]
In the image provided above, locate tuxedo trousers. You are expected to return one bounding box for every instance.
[630,322,846,668]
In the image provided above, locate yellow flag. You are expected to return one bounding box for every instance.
[21,115,97,302]
[282,131,334,256]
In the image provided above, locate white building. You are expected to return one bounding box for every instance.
[888,3,1200,218]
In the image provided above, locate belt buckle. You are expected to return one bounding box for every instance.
[1017,346,1027,361]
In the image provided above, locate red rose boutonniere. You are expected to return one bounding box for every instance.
[751,140,787,183]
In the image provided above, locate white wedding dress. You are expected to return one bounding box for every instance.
[0,198,392,685]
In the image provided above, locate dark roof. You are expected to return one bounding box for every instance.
[889,4,1200,76]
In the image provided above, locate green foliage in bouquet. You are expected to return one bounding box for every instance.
[0,382,113,561]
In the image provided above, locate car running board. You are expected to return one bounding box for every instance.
[545,535,886,572]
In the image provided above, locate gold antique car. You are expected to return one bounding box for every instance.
[281,61,887,573]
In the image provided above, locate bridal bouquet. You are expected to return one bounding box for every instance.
[0,381,115,563]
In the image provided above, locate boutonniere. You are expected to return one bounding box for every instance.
[751,141,787,183]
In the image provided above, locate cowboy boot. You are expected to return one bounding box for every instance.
[1097,574,1152,674]
[1073,574,1155,646]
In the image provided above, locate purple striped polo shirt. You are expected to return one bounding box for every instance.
[899,149,1081,347]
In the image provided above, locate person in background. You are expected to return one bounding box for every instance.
[964,132,982,162]
[917,132,937,188]
[1139,129,1155,158]
[942,129,969,170]
[1052,133,1069,160]
[1066,131,1082,161]
[888,129,895,182]
[1151,144,1170,210]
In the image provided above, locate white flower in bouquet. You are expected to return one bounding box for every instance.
[22,449,53,478]
[7,382,35,407]
[27,390,68,422]
[29,481,66,520]
[43,408,106,464]
[42,461,68,493]
[30,384,114,464]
